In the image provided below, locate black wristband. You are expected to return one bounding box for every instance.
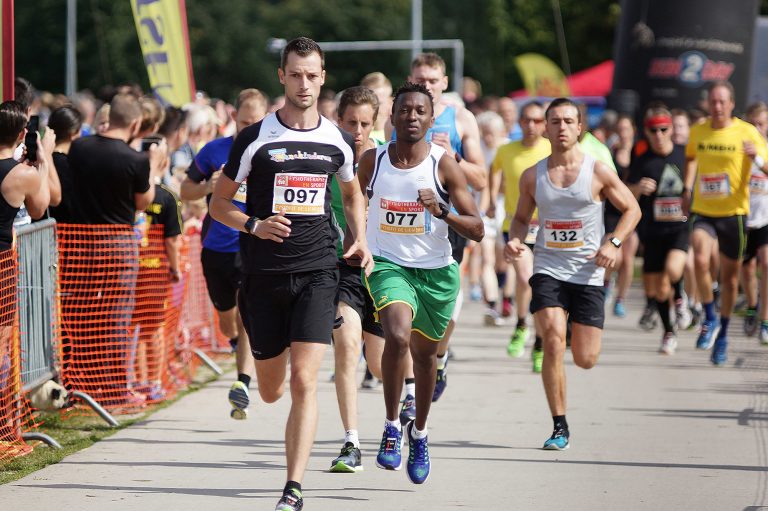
[436,203,450,220]
[244,216,259,234]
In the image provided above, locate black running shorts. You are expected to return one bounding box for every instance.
[335,260,384,337]
[238,268,339,360]
[529,273,605,329]
[201,248,242,311]
[744,223,768,263]
[690,214,746,260]
[642,227,689,273]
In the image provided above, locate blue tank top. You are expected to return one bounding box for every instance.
[393,105,463,157]
[193,136,247,253]
[427,105,463,157]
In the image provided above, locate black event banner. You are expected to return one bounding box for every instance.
[611,0,760,114]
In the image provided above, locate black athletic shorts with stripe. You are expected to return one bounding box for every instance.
[690,214,746,260]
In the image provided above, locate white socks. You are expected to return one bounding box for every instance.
[344,429,359,448]
[385,418,401,432]
[411,424,428,439]
[437,352,449,370]
[405,381,416,397]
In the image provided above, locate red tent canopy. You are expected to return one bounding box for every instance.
[510,60,614,98]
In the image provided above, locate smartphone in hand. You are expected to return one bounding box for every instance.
[25,115,39,162]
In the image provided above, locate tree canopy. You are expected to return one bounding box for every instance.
[14,0,768,102]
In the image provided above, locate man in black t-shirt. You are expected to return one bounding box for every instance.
[209,37,372,511]
[69,94,166,225]
[627,106,689,355]
[64,94,167,407]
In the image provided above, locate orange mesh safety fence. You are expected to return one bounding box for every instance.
[0,247,35,461]
[180,232,231,354]
[56,224,228,416]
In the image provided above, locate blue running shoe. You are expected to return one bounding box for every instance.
[399,394,416,426]
[710,336,728,366]
[542,428,570,450]
[695,319,719,350]
[613,300,626,318]
[406,421,430,484]
[375,422,403,470]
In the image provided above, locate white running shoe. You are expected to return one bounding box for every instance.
[659,332,677,355]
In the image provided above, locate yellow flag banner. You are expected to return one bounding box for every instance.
[1,0,14,102]
[131,0,195,107]
[514,53,571,97]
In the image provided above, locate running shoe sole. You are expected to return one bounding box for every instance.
[542,440,570,451]
[330,461,363,473]
[375,459,403,471]
[228,382,249,420]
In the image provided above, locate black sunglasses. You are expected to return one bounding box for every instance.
[648,127,669,134]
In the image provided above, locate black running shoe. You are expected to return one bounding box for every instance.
[330,442,363,472]
[275,489,303,511]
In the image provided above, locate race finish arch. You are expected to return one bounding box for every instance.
[611,0,760,115]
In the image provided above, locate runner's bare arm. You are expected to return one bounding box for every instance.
[356,148,376,196]
[339,174,374,276]
[209,174,292,243]
[589,161,641,268]
[505,166,536,260]
[456,108,488,190]
[430,153,483,242]
[682,157,697,214]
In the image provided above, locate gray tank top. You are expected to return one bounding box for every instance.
[533,154,605,286]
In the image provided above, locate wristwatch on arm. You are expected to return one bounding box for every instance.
[609,237,622,248]
[244,216,259,235]
[436,203,450,220]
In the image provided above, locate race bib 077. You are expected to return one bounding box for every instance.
[544,219,584,250]
[272,173,327,215]
[379,198,427,234]
[699,173,730,199]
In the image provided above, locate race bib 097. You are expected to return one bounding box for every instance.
[272,173,327,215]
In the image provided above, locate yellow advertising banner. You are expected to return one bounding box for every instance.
[514,53,571,97]
[131,0,195,107]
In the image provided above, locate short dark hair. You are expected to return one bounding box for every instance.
[0,101,29,146]
[48,105,83,142]
[157,107,187,138]
[545,97,581,123]
[14,77,34,112]
[392,82,434,114]
[108,93,142,129]
[520,100,544,119]
[707,81,735,102]
[281,36,324,69]
[338,86,379,121]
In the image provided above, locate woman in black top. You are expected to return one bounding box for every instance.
[47,105,82,223]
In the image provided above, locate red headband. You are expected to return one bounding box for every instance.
[645,115,672,129]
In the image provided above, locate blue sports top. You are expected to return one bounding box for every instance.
[187,136,247,253]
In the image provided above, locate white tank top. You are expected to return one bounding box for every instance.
[748,161,768,229]
[366,142,453,269]
[533,154,605,286]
